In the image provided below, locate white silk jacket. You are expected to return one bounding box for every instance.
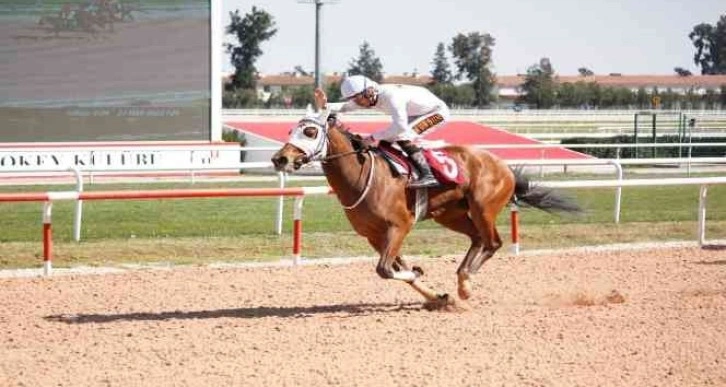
[328,84,449,141]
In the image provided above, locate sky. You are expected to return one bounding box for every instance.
[221,0,725,77]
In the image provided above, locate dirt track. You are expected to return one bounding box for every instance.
[1,245,725,386]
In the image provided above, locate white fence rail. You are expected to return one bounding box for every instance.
[1,176,723,276]
[2,142,723,178]
[2,152,726,241]
[223,108,726,119]
[2,141,724,242]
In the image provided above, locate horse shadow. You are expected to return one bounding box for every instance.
[44,302,421,324]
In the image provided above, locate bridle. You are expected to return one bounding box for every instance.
[290,118,375,210]
[321,125,376,210]
[336,150,375,210]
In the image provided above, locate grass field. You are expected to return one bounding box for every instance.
[1,176,724,270]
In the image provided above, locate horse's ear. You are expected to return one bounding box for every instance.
[317,108,331,125]
[305,104,315,118]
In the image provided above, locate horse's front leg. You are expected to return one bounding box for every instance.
[393,256,424,277]
[374,227,420,282]
[373,228,449,305]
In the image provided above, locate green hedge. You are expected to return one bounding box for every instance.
[561,135,726,159]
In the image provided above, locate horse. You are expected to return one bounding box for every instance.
[271,108,582,310]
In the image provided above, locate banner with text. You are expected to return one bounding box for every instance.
[0,145,241,172]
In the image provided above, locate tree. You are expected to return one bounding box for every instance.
[222,88,259,108]
[614,87,635,107]
[347,41,384,82]
[703,88,718,109]
[225,6,277,90]
[428,83,475,107]
[635,87,650,109]
[518,58,557,109]
[449,32,496,107]
[674,67,692,76]
[325,81,342,103]
[556,82,577,107]
[577,67,594,76]
[289,86,315,108]
[430,42,453,84]
[688,14,726,74]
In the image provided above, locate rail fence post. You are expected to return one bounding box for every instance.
[42,201,53,276]
[69,167,84,242]
[698,185,708,246]
[608,160,623,224]
[276,172,286,235]
[510,203,520,255]
[292,195,304,265]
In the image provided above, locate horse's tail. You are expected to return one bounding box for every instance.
[510,166,582,214]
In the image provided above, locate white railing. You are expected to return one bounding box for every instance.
[2,142,725,240]
[537,176,725,250]
[1,176,723,276]
[4,155,724,246]
[0,186,332,276]
[2,142,722,179]
[223,108,726,118]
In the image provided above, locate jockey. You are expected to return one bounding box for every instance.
[315,74,450,189]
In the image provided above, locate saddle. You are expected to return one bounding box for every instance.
[376,142,466,186]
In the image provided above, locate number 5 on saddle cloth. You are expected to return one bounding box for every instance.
[377,142,467,186]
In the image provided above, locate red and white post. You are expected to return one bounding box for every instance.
[42,201,53,276]
[510,203,520,255]
[292,196,304,265]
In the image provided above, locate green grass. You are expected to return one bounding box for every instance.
[0,179,724,269]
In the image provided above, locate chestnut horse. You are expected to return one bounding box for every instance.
[271,109,581,310]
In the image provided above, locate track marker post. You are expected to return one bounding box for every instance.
[42,201,53,276]
[510,203,520,255]
[292,196,304,265]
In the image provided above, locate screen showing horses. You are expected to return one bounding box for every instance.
[0,0,211,142]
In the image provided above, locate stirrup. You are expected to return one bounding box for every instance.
[409,175,439,188]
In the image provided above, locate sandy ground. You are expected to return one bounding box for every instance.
[1,245,725,386]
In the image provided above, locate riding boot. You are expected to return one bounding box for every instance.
[399,142,439,188]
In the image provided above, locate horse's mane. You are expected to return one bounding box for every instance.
[328,114,368,163]
[341,129,365,152]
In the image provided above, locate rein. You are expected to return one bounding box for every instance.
[320,149,362,162]
[319,128,375,210]
[339,151,375,210]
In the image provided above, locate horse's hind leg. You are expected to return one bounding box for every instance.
[465,194,509,275]
[433,210,482,300]
[469,220,502,274]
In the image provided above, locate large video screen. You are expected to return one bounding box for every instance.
[0,0,210,142]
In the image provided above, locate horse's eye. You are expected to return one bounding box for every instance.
[303,127,317,138]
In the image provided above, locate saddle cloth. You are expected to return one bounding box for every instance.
[377,142,467,186]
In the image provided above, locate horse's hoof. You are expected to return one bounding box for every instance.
[458,281,472,300]
[421,293,450,311]
[423,293,470,312]
[412,266,424,277]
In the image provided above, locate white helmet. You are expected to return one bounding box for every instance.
[340,75,378,100]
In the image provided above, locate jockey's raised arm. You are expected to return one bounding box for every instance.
[315,87,358,114]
